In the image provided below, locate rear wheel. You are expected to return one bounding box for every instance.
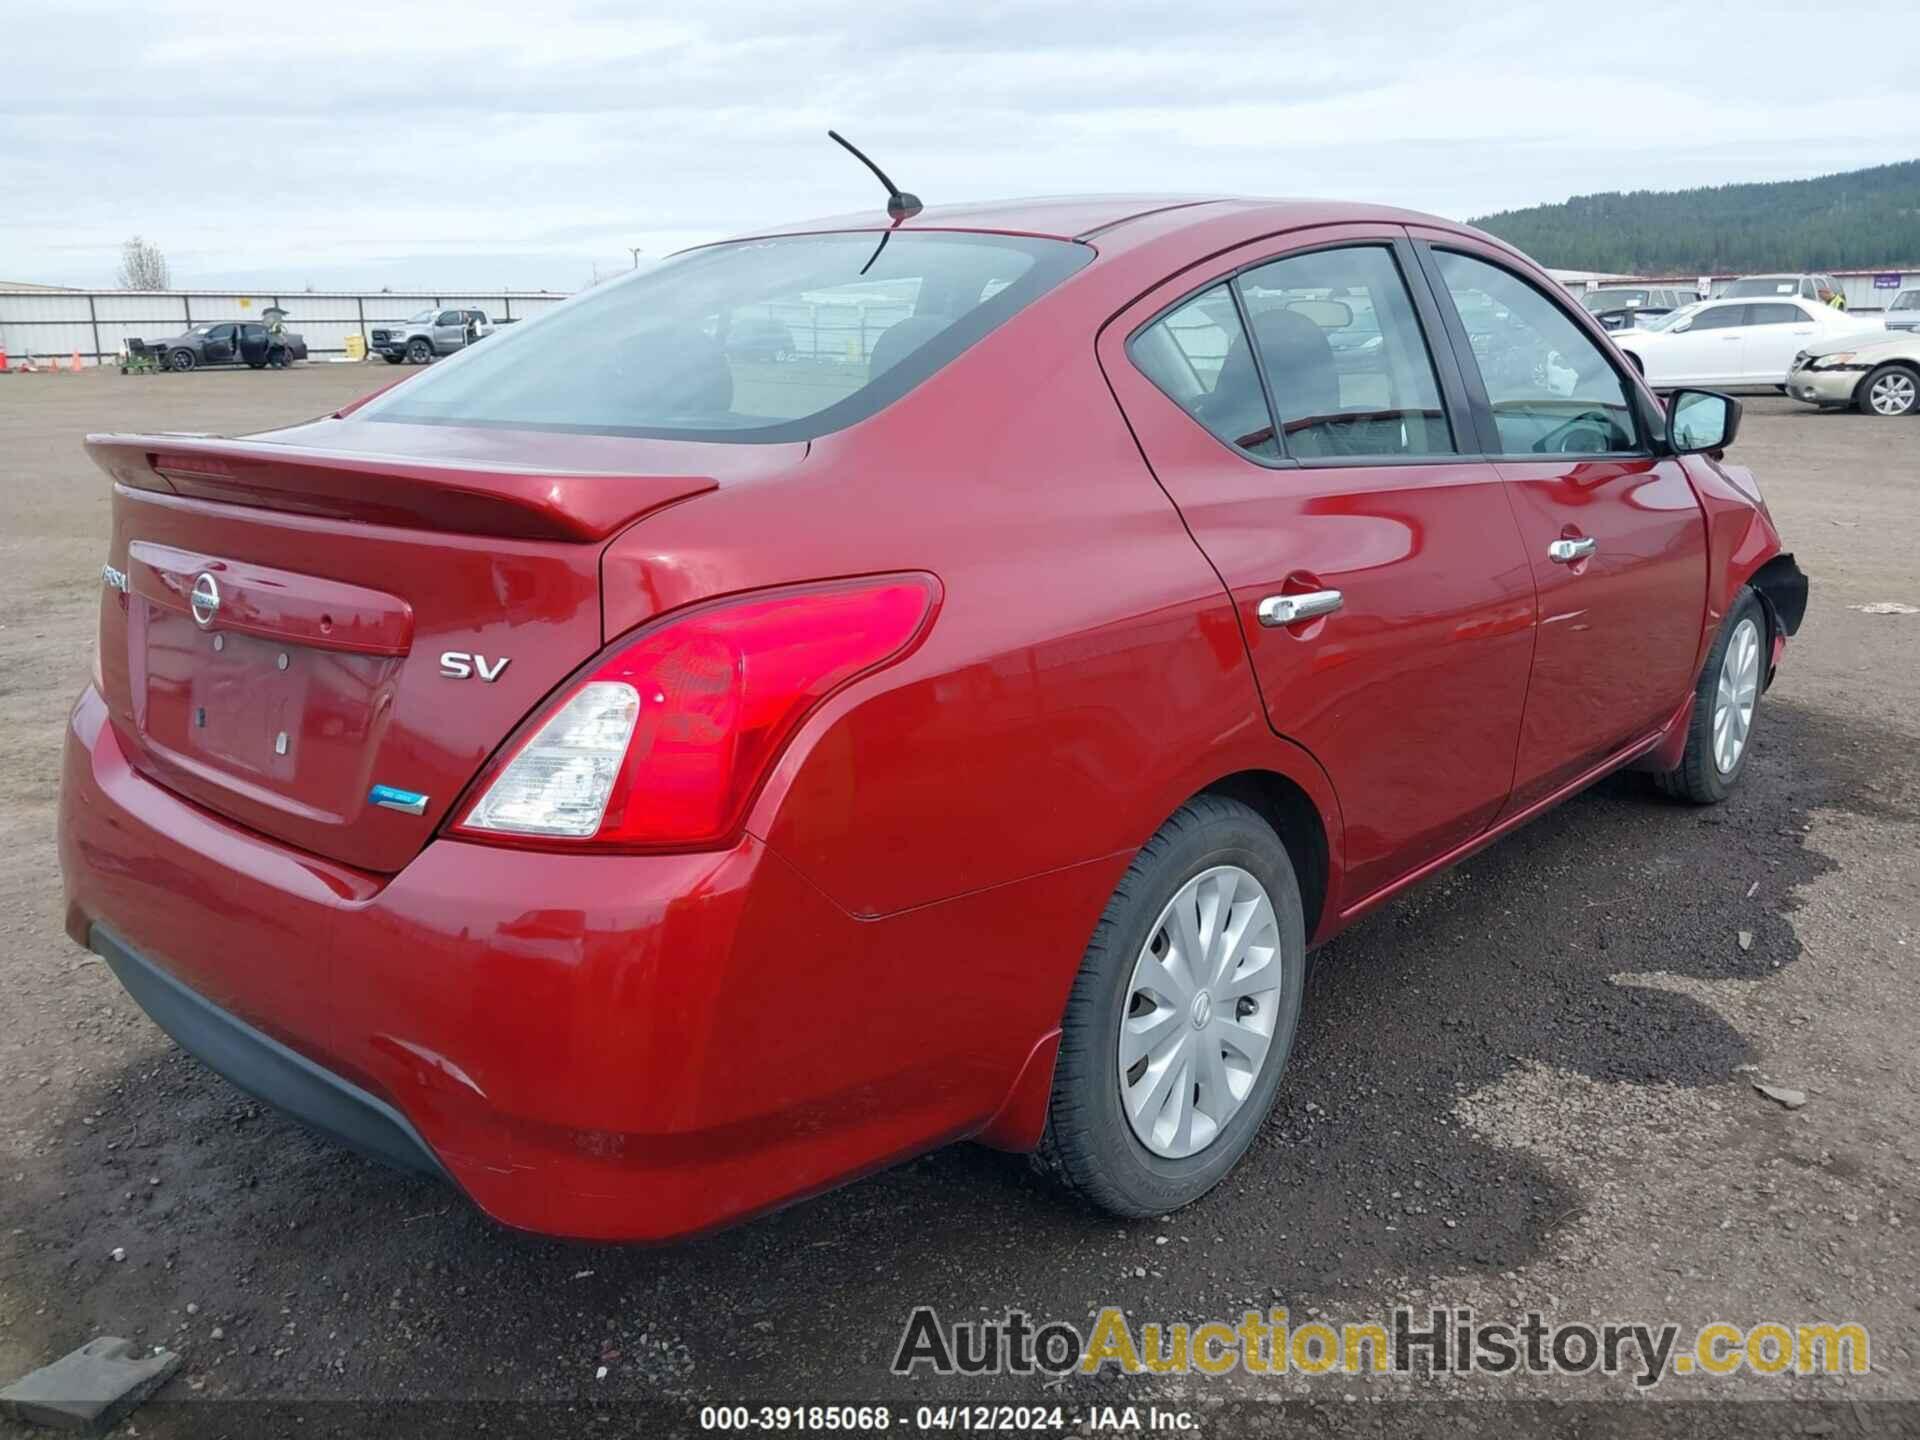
[1656,589,1766,804]
[1034,796,1305,1217]
[406,338,433,364]
[1859,363,1918,417]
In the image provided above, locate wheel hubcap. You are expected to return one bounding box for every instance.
[1118,865,1284,1159]
[1712,617,1761,775]
[1870,372,1915,415]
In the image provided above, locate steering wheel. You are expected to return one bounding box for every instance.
[1535,409,1614,454]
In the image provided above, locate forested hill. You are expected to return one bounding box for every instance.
[1469,160,1920,273]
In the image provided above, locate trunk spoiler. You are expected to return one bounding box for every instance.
[84,433,719,543]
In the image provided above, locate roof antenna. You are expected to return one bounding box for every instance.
[829,130,923,223]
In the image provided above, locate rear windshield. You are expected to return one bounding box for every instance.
[1581,289,1649,310]
[362,232,1091,442]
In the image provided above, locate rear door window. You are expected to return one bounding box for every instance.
[1747,303,1804,326]
[363,233,1089,442]
[1130,286,1278,458]
[1689,304,1749,331]
[1234,246,1454,459]
[1430,250,1639,456]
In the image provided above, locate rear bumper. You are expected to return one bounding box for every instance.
[90,922,448,1181]
[59,687,1100,1240]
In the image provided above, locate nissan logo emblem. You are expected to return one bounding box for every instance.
[190,572,221,628]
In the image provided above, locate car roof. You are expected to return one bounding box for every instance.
[733,194,1469,246]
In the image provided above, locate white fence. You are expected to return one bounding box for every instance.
[0,289,571,366]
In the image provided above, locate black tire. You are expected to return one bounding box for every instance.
[247,359,267,370]
[382,353,405,365]
[1656,588,1767,804]
[1033,795,1305,1217]
[406,338,433,364]
[1857,362,1918,418]
[168,349,195,372]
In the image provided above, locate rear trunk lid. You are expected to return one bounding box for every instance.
[86,421,795,873]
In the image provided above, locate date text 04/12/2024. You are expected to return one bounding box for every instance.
[696,1405,1196,1431]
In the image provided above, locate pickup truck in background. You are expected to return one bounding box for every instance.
[369,308,502,364]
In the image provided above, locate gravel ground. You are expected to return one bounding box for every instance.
[0,366,1915,1437]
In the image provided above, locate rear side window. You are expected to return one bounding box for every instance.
[1726,277,1799,298]
[1689,305,1748,330]
[1235,246,1454,459]
[1747,303,1803,326]
[1130,286,1279,458]
[1431,250,1639,456]
[364,233,1090,442]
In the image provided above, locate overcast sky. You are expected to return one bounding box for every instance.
[5,0,1916,291]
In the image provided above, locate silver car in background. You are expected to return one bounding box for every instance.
[1787,331,1920,417]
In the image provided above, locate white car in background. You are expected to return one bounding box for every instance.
[1613,297,1883,389]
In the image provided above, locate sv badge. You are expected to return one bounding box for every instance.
[439,651,511,682]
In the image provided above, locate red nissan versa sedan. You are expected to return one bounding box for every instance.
[59,196,1807,1241]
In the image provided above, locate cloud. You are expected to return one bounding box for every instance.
[3,0,1915,288]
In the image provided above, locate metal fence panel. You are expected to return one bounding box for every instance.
[0,288,574,363]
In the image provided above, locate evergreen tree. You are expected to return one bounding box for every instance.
[1469,161,1920,273]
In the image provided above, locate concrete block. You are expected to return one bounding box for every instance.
[0,1337,181,1434]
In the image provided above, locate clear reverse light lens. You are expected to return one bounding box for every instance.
[462,681,640,837]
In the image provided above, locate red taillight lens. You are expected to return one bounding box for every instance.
[453,575,937,850]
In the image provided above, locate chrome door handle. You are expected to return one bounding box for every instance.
[1548,537,1597,564]
[1257,590,1343,627]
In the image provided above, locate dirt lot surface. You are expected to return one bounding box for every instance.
[0,366,1915,1437]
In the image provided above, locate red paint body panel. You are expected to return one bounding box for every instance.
[1097,225,1540,902]
[93,484,604,873]
[61,687,1123,1239]
[1494,457,1708,810]
[93,432,722,542]
[57,195,1794,1240]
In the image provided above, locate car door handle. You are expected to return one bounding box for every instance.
[1257,590,1343,626]
[1548,538,1597,564]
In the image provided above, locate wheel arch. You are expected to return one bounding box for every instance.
[1198,768,1331,945]
[1746,552,1808,642]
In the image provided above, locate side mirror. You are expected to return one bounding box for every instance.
[1667,389,1741,454]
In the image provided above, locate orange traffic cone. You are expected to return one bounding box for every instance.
[70,350,83,372]
[0,344,9,372]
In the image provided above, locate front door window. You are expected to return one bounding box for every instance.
[1430,250,1640,456]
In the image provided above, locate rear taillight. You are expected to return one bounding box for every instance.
[453,575,937,850]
